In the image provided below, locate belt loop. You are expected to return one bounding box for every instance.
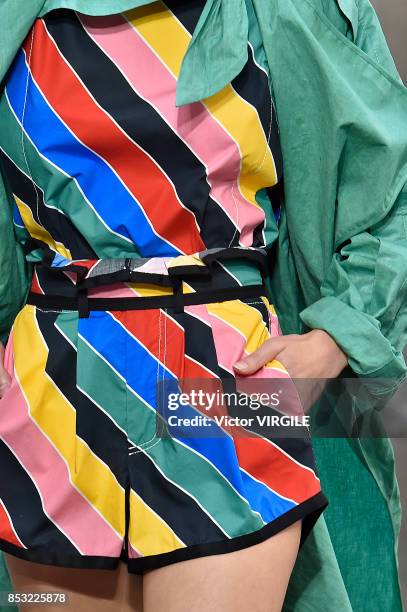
[171,277,184,314]
[77,287,90,318]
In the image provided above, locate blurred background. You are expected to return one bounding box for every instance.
[370,0,407,603]
[372,0,407,82]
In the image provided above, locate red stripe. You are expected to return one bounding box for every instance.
[234,437,321,503]
[24,21,205,254]
[71,260,98,270]
[0,500,24,548]
[113,309,201,379]
[113,310,321,503]
[30,269,44,294]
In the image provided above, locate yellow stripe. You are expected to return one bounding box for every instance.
[261,298,288,372]
[127,254,204,296]
[206,298,286,370]
[206,299,269,353]
[128,489,185,556]
[124,3,277,204]
[126,281,195,297]
[14,196,72,259]
[13,306,125,538]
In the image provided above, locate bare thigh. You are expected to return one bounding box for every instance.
[4,555,143,612]
[143,519,302,612]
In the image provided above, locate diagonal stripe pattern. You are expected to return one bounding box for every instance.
[0,1,327,573]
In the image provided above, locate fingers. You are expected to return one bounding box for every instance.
[0,343,11,398]
[233,336,286,375]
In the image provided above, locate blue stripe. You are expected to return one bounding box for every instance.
[78,312,296,521]
[240,470,294,519]
[12,203,24,227]
[51,253,72,268]
[6,50,179,257]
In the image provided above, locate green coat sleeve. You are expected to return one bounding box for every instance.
[299,0,407,393]
[299,185,407,390]
[0,1,44,346]
[0,162,31,346]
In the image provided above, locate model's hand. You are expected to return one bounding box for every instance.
[0,342,11,398]
[233,329,348,411]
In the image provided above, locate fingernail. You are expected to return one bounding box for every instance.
[233,360,248,371]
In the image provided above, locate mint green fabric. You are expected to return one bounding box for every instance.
[255,0,407,389]
[0,1,406,610]
[309,437,402,612]
[0,164,30,348]
[0,556,16,612]
[175,0,249,106]
[299,194,407,388]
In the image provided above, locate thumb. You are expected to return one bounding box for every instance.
[0,343,11,398]
[233,336,286,376]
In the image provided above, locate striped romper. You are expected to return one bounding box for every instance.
[0,0,328,573]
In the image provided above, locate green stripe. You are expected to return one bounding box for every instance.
[56,315,129,432]
[255,187,279,247]
[144,425,264,537]
[220,259,265,287]
[57,314,263,536]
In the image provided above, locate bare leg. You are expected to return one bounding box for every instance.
[143,519,302,612]
[5,554,143,612]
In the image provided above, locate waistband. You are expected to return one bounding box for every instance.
[25,243,271,317]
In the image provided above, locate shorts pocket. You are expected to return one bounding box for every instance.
[195,294,289,377]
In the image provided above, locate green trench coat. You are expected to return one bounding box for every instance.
[1,0,407,610]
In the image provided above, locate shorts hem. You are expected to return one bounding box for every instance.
[128,490,329,574]
[0,491,328,574]
[0,539,120,571]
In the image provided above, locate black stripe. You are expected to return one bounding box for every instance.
[128,451,226,546]
[166,0,283,180]
[43,10,240,248]
[0,439,81,555]
[180,310,225,377]
[0,150,97,260]
[163,0,205,34]
[34,309,129,488]
[230,49,284,181]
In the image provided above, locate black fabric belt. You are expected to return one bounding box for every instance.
[27,284,267,318]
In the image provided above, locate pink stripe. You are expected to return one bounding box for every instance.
[0,331,123,556]
[80,14,264,245]
[3,329,14,377]
[185,304,288,377]
[128,542,142,559]
[269,312,282,337]
[88,283,141,298]
[133,258,173,274]
[186,304,304,417]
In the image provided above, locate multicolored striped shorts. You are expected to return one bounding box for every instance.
[0,251,328,573]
